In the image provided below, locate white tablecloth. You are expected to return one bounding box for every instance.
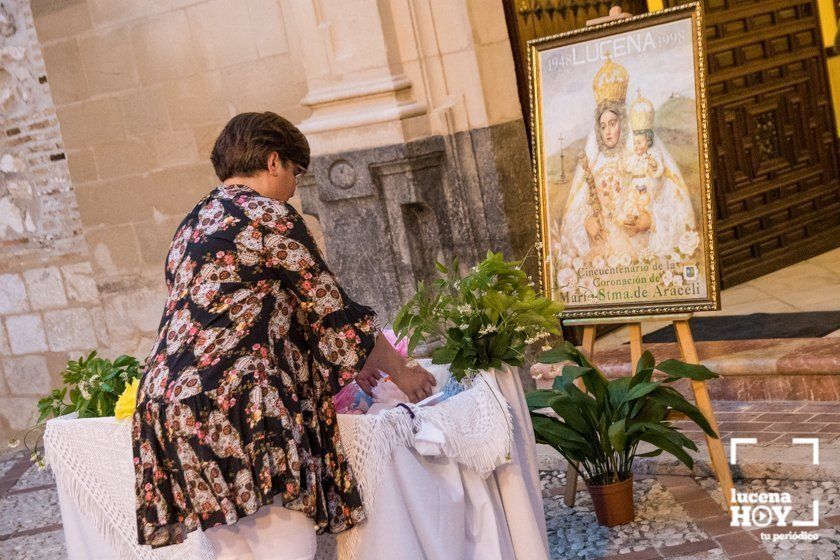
[44,365,548,560]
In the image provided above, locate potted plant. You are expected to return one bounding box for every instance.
[392,250,564,381]
[527,341,719,527]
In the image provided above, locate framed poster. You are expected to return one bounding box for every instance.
[529,3,719,318]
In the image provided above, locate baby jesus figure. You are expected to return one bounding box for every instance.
[619,91,663,234]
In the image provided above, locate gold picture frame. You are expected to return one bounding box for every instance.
[528,2,719,319]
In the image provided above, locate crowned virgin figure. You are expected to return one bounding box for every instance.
[554,56,700,297]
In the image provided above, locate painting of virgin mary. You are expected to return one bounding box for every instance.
[529,4,718,317]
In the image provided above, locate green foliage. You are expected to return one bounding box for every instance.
[11,352,142,469]
[392,250,564,380]
[527,341,719,485]
[36,351,141,422]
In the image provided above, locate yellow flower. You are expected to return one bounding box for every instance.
[114,378,140,421]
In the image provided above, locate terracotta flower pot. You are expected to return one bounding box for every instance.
[586,475,635,527]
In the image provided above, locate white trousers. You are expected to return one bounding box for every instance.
[203,495,317,560]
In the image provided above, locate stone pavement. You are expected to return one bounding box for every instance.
[0,451,64,559]
[542,471,840,559]
[1,401,840,559]
[540,400,840,559]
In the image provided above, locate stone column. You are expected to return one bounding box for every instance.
[285,0,533,320]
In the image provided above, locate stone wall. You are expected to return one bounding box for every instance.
[298,120,535,321]
[0,0,322,445]
[29,0,319,367]
[0,0,108,443]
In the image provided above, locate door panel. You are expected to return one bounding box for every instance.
[665,0,840,285]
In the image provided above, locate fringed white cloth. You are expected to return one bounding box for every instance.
[335,371,514,560]
[43,365,544,560]
[339,372,512,508]
[43,414,217,560]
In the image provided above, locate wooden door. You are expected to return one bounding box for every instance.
[667,0,840,285]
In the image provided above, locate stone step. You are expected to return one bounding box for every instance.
[531,337,840,401]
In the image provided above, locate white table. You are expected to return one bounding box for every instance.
[44,365,548,560]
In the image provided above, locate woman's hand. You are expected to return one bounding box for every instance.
[355,366,382,396]
[390,361,436,403]
[357,331,436,402]
[355,362,435,402]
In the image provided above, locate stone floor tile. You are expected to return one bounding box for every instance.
[753,402,808,413]
[657,475,698,488]
[770,432,836,444]
[725,432,781,444]
[0,487,61,536]
[710,402,756,413]
[658,537,718,556]
[752,413,817,423]
[763,422,827,433]
[0,530,67,560]
[0,457,33,498]
[11,465,55,492]
[543,485,566,498]
[597,548,661,559]
[713,413,762,422]
[693,515,742,537]
[808,413,840,423]
[796,403,840,413]
[680,498,730,520]
[717,422,774,433]
[668,549,727,560]
[714,532,763,556]
[665,484,710,503]
[816,423,840,434]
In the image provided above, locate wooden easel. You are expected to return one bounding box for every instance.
[561,314,735,511]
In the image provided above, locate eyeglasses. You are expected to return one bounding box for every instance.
[293,164,307,180]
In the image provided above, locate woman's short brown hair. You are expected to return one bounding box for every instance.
[210,112,310,181]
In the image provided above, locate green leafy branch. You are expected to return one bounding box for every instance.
[10,352,141,469]
[392,250,564,380]
[36,352,141,422]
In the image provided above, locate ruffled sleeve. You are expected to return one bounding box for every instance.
[256,201,378,393]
